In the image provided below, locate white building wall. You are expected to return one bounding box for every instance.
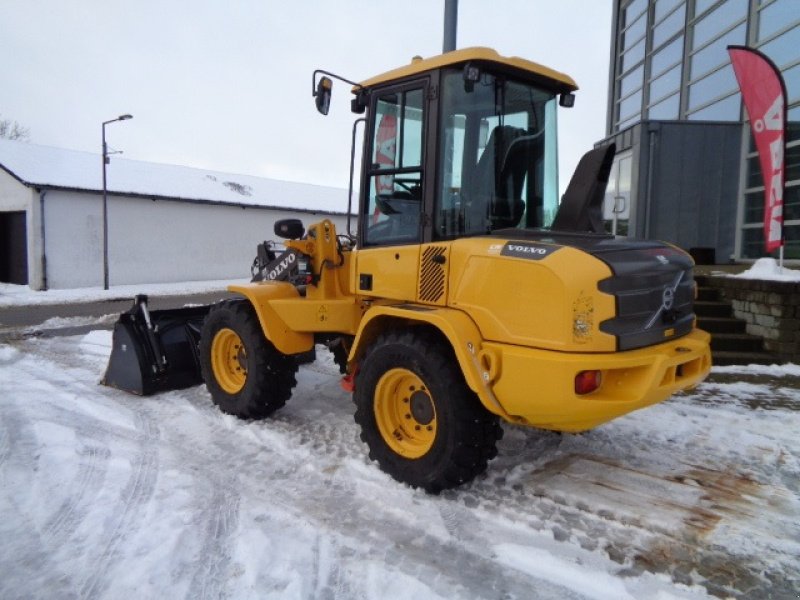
[42,189,348,289]
[43,190,103,288]
[0,167,30,210]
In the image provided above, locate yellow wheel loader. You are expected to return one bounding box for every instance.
[104,48,711,493]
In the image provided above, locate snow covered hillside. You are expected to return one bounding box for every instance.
[1,331,798,599]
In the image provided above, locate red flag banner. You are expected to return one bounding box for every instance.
[728,45,788,253]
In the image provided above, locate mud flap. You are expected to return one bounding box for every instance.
[102,295,210,395]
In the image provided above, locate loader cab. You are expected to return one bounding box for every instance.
[356,48,578,249]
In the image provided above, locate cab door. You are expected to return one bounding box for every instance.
[356,81,427,301]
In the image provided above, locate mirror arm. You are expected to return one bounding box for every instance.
[312,69,362,96]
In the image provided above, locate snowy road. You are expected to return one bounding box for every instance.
[1,330,798,599]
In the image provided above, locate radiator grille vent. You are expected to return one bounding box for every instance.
[419,246,447,304]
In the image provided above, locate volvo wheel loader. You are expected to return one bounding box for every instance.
[104,47,711,493]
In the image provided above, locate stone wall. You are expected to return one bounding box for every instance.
[709,276,800,360]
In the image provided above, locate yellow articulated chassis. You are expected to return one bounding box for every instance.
[229,219,711,433]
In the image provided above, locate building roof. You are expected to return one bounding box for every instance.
[357,47,578,92]
[0,138,349,214]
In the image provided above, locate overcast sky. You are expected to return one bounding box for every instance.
[0,1,612,203]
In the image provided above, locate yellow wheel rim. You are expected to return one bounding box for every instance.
[374,368,437,459]
[211,328,247,394]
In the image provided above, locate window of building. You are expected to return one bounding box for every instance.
[785,63,800,104]
[620,64,645,97]
[648,92,680,119]
[687,92,740,120]
[694,0,718,17]
[692,0,747,49]
[655,0,682,21]
[621,37,646,73]
[758,25,800,68]
[758,0,800,42]
[688,65,737,111]
[649,64,682,103]
[652,2,685,47]
[623,0,648,25]
[623,12,647,50]
[690,22,746,79]
[651,35,684,76]
[619,89,644,121]
[741,185,800,258]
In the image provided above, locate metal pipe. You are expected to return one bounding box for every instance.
[644,123,659,239]
[347,118,366,238]
[101,114,132,290]
[102,124,109,289]
[39,189,48,291]
[443,0,458,53]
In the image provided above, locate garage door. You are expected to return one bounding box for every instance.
[0,211,28,284]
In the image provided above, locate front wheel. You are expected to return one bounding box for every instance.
[353,329,503,493]
[199,300,298,419]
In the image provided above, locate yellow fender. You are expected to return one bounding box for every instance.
[349,305,513,420]
[228,282,314,355]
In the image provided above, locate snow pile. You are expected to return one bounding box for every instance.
[713,362,800,377]
[0,278,249,308]
[728,257,800,282]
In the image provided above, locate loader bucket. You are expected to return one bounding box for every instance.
[102,295,210,395]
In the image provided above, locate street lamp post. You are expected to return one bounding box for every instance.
[102,114,132,290]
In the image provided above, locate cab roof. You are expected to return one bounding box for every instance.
[357,47,578,92]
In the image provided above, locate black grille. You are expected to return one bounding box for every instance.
[419,246,447,303]
[597,250,695,351]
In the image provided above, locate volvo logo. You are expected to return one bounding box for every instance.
[661,286,675,311]
[645,271,684,329]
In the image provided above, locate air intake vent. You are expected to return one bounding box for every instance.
[419,245,448,304]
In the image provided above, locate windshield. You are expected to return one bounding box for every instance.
[436,69,559,238]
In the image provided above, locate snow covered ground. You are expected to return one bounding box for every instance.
[1,328,799,599]
[0,279,248,308]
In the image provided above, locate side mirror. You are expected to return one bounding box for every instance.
[315,76,332,115]
[559,93,576,108]
[274,218,305,240]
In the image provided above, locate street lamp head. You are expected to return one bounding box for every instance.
[119,114,133,120]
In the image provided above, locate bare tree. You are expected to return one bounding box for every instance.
[0,115,30,141]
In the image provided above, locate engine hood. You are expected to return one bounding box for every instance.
[445,231,695,352]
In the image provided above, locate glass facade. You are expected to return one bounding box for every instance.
[610,0,800,260]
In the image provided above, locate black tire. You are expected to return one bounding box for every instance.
[199,299,298,419]
[353,329,503,493]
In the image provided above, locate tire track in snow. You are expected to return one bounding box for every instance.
[42,441,111,546]
[0,406,11,469]
[79,410,160,600]
[154,404,589,599]
[186,481,241,600]
[0,404,81,599]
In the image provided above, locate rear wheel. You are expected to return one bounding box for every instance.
[353,329,502,493]
[200,300,298,419]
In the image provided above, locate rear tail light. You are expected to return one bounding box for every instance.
[575,370,602,395]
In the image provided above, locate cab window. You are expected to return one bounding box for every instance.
[436,70,558,239]
[363,86,425,246]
